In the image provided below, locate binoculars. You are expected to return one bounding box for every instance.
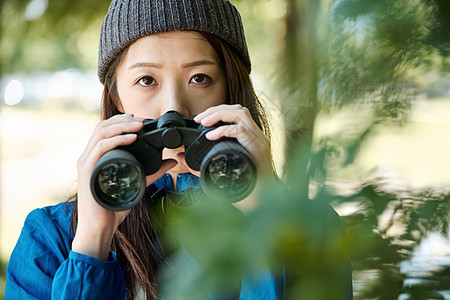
[90,111,257,211]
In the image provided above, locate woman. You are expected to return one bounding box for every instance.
[5,0,352,299]
[6,0,277,299]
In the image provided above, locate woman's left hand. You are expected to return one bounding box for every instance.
[193,104,275,203]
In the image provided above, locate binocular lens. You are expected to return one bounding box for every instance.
[91,149,146,211]
[201,142,256,202]
[97,162,141,203]
[91,141,256,210]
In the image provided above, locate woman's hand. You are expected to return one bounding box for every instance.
[193,104,275,208]
[73,114,177,260]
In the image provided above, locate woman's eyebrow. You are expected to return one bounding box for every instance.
[182,60,216,68]
[128,62,162,70]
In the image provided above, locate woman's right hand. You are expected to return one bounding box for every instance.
[72,114,177,260]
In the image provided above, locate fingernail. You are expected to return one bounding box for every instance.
[131,121,143,126]
[205,131,213,139]
[193,114,202,122]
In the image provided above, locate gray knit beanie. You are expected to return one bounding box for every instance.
[98,0,251,84]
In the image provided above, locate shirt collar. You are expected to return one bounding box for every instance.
[146,173,202,199]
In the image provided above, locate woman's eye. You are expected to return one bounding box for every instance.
[137,76,156,86]
[190,74,211,84]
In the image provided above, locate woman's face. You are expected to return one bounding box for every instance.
[115,30,227,118]
[115,31,227,177]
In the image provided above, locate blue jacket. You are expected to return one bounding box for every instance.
[5,174,280,299]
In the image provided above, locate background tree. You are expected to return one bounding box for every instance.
[1,0,109,74]
[278,0,450,298]
[281,0,447,195]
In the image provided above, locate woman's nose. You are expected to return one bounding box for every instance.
[159,84,191,117]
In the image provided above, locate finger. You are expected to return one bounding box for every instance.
[102,113,144,126]
[205,124,242,140]
[90,115,143,143]
[195,107,274,181]
[96,121,144,141]
[205,124,259,150]
[80,133,138,173]
[145,159,178,186]
[84,117,143,158]
[193,104,232,122]
[205,123,259,144]
[195,104,247,124]
[205,124,271,165]
[196,106,260,136]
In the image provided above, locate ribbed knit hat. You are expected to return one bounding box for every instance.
[98,0,251,84]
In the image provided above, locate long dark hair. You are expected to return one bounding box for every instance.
[70,31,272,299]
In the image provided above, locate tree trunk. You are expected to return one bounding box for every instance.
[282,0,321,199]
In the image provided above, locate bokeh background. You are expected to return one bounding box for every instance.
[1,0,450,299]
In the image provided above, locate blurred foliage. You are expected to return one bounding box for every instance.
[326,0,436,115]
[159,182,352,300]
[0,0,286,78]
[277,1,450,298]
[159,141,450,299]
[332,180,450,299]
[280,0,449,194]
[0,257,6,299]
[1,0,110,73]
[425,0,450,56]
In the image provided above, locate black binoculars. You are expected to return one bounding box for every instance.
[90,111,257,211]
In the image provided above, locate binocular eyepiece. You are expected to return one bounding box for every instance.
[90,111,257,211]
